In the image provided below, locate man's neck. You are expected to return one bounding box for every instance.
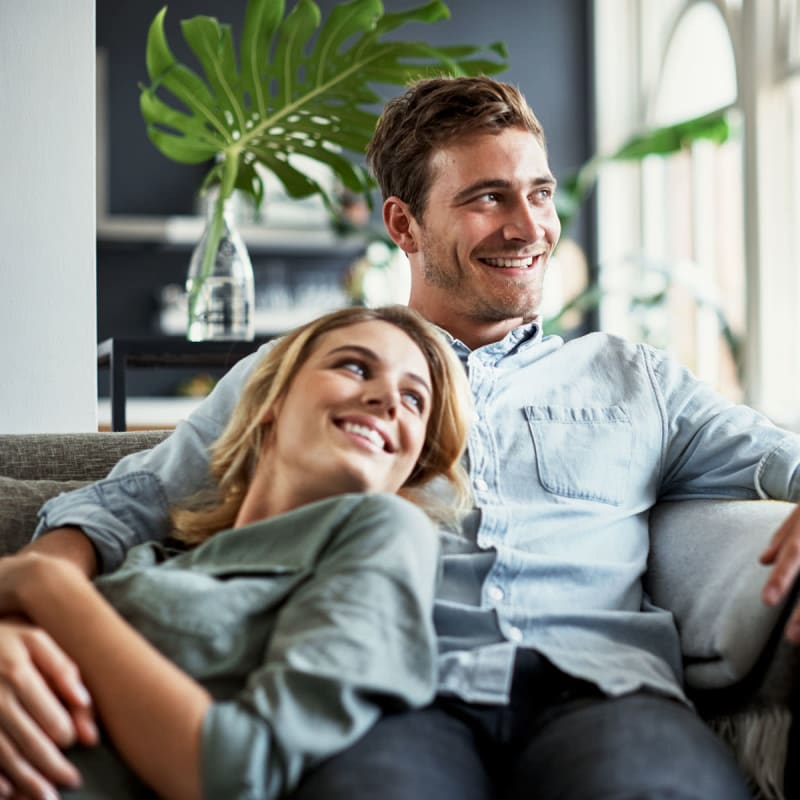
[428,314,527,351]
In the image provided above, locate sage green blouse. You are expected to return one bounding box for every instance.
[65,493,439,799]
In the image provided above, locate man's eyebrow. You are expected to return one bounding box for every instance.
[453,175,557,205]
[326,344,432,394]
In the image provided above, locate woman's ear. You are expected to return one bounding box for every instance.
[383,197,419,254]
[261,396,283,425]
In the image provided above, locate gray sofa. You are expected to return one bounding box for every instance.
[0,433,797,799]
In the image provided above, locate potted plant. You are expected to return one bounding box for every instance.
[139,0,507,340]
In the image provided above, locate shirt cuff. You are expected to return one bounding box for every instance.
[33,473,169,573]
[754,436,800,501]
[201,701,286,800]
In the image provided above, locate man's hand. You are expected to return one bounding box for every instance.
[760,503,800,642]
[0,620,97,799]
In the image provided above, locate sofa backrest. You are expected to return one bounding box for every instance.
[0,431,171,555]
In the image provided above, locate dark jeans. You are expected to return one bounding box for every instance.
[291,650,751,800]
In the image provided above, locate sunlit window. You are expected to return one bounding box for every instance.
[594,0,800,428]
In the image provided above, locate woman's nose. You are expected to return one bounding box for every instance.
[363,381,399,418]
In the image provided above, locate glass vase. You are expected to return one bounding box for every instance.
[186,195,255,341]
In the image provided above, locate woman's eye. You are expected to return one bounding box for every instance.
[338,359,367,377]
[402,390,425,412]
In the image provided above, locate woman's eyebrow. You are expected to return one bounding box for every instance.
[326,344,432,395]
[326,344,378,361]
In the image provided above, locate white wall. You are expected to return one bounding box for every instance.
[0,0,97,432]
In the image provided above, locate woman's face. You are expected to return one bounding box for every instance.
[263,320,434,505]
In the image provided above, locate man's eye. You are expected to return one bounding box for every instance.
[534,188,553,201]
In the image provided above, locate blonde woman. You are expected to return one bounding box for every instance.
[0,306,472,800]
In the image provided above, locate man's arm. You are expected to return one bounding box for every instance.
[32,342,270,573]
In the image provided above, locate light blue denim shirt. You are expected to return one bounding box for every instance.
[36,323,800,707]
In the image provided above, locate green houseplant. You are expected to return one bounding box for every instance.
[140,0,507,339]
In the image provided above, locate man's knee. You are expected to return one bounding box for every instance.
[508,693,751,800]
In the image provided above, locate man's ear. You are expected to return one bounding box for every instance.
[383,197,420,254]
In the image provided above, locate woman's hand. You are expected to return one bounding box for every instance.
[0,620,97,800]
[0,557,98,800]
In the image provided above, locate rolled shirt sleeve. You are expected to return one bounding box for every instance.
[755,437,800,501]
[33,342,274,572]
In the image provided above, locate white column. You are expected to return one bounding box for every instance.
[0,0,97,432]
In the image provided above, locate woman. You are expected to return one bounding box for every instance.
[0,305,472,800]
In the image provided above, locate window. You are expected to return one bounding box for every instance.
[593,0,800,429]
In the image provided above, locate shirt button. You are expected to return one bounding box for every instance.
[508,626,524,643]
[487,585,504,602]
[474,477,489,492]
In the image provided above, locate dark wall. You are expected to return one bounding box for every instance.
[96,0,593,394]
[98,0,592,214]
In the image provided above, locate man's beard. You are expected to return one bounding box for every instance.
[420,235,545,323]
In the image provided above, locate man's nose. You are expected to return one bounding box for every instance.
[502,201,543,242]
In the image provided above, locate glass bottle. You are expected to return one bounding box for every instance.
[186,194,255,341]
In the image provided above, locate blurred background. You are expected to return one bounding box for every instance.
[2,0,798,431]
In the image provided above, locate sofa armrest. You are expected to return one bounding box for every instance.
[647,499,796,690]
[647,499,799,800]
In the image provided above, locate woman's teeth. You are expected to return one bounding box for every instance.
[341,421,384,449]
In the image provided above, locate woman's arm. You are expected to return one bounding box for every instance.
[0,553,211,800]
[0,529,99,800]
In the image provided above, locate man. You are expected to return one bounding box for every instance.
[2,76,800,799]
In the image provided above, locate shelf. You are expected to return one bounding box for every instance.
[97,396,203,431]
[97,215,366,254]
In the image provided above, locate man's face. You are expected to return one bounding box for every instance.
[389,128,561,347]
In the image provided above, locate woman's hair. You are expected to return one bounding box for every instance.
[366,75,546,221]
[172,305,473,544]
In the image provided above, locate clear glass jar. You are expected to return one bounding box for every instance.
[186,195,255,341]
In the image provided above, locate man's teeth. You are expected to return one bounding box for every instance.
[482,256,535,268]
[341,422,384,449]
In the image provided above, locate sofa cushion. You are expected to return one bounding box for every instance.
[647,498,796,689]
[0,477,88,556]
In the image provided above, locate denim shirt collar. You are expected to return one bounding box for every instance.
[437,319,543,364]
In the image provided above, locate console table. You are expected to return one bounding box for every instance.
[97,338,271,432]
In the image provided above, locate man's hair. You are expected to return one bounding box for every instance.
[366,75,546,220]
[171,305,474,543]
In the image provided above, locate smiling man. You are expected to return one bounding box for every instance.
[4,76,800,800]
[387,129,558,347]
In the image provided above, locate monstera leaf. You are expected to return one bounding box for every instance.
[140,0,507,294]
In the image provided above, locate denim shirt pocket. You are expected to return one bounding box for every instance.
[524,405,632,505]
